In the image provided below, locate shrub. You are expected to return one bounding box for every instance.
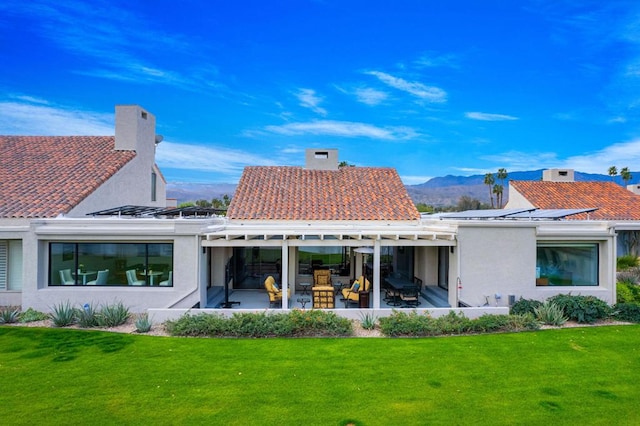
[547,294,612,324]
[50,301,76,327]
[96,302,130,327]
[19,308,49,323]
[134,313,153,333]
[617,268,640,285]
[377,311,539,337]
[0,306,20,324]
[510,298,542,316]
[359,312,377,330]
[613,303,640,323]
[534,301,568,326]
[166,310,352,338]
[166,312,230,337]
[617,255,639,271]
[617,282,640,304]
[76,303,99,328]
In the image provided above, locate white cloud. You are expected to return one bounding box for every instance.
[0,99,114,135]
[295,88,327,116]
[414,52,459,69]
[564,138,640,173]
[156,142,279,175]
[365,71,447,103]
[480,150,560,171]
[401,175,434,185]
[465,112,519,121]
[354,87,388,106]
[264,120,419,140]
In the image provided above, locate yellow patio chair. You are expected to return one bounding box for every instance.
[264,275,290,307]
[341,275,370,307]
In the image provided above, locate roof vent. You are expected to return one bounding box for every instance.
[305,148,338,170]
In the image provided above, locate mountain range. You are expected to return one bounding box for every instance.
[167,169,639,207]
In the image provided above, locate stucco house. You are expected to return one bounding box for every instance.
[0,105,168,307]
[0,111,617,319]
[507,168,640,255]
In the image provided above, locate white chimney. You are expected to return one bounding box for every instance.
[305,149,339,170]
[543,169,574,182]
[627,184,640,195]
[114,105,156,153]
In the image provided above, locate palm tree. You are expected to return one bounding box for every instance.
[493,184,504,209]
[621,167,633,186]
[496,168,508,208]
[608,166,618,181]
[484,173,495,208]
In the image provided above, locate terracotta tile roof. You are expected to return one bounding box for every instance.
[227,166,420,221]
[510,180,640,220]
[0,136,135,218]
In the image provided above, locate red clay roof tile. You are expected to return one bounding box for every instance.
[227,166,420,221]
[0,136,135,218]
[510,180,640,220]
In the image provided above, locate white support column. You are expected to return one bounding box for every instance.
[281,242,289,309]
[373,241,381,308]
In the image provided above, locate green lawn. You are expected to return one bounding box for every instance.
[1,325,639,425]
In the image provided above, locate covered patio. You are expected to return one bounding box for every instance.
[202,220,458,310]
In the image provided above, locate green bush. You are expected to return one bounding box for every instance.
[510,298,542,315]
[547,294,612,324]
[613,303,640,323]
[534,301,568,326]
[0,306,20,324]
[96,302,130,327]
[134,313,153,333]
[19,308,49,323]
[617,282,640,304]
[378,311,539,337]
[166,310,352,338]
[76,303,99,328]
[50,301,76,327]
[617,255,639,271]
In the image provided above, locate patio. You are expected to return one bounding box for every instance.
[206,285,449,309]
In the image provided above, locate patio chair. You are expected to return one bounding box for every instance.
[159,271,173,286]
[59,269,75,285]
[264,275,289,307]
[400,285,421,307]
[87,269,109,285]
[126,269,146,286]
[313,269,332,287]
[341,275,370,307]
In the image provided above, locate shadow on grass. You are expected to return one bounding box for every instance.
[0,327,133,362]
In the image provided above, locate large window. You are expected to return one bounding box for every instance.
[298,246,351,276]
[49,242,173,287]
[536,243,598,287]
[0,240,22,291]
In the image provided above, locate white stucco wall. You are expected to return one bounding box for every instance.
[456,221,616,306]
[18,218,205,313]
[504,186,535,209]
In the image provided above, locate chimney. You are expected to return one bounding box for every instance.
[542,169,574,182]
[627,184,640,195]
[305,149,339,170]
[114,105,156,153]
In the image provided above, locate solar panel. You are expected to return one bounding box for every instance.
[507,208,597,219]
[438,208,535,219]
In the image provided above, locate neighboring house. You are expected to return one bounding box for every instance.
[507,168,640,255]
[0,133,618,316]
[0,105,168,307]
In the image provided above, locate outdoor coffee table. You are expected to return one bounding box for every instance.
[299,282,311,295]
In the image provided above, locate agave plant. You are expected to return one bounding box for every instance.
[50,301,76,327]
[0,306,20,324]
[134,313,153,333]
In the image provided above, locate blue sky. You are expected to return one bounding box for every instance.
[2,1,640,185]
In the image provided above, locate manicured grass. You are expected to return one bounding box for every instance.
[1,326,640,425]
